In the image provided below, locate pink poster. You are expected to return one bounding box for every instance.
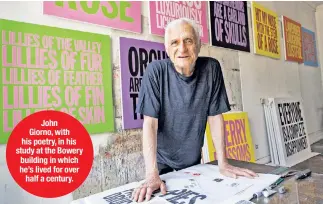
[43,1,141,33]
[149,1,209,44]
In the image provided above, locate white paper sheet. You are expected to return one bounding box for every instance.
[71,164,280,204]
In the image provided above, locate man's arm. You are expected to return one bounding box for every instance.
[142,115,159,177]
[208,114,227,166]
[132,116,166,202]
[208,114,258,179]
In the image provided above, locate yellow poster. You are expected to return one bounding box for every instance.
[251,2,281,59]
[205,112,256,163]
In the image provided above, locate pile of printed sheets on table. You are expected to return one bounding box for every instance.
[72,164,279,204]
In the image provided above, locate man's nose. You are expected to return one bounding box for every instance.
[178,41,187,53]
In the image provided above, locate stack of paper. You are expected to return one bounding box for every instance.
[263,98,282,166]
[71,164,280,204]
[262,97,318,167]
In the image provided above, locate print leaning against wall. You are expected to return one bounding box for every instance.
[0,19,115,144]
[119,37,168,129]
[203,112,256,163]
[270,98,314,166]
[149,1,209,44]
[209,1,250,52]
[43,1,142,33]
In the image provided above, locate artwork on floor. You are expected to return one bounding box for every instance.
[263,97,318,166]
[202,112,256,163]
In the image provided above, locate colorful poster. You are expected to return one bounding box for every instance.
[43,1,141,33]
[0,19,115,144]
[149,1,209,44]
[204,112,256,163]
[251,2,280,59]
[302,27,318,67]
[120,37,168,129]
[264,98,315,167]
[282,16,303,63]
[209,1,250,52]
[277,101,308,159]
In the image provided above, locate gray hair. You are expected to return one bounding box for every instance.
[164,18,201,46]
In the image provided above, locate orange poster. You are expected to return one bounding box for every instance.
[283,16,303,63]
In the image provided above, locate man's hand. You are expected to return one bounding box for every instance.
[219,162,258,179]
[132,174,167,202]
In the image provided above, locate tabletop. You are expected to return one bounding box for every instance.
[209,154,323,204]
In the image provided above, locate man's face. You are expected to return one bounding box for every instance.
[165,23,201,75]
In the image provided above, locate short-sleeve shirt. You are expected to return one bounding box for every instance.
[136,57,231,170]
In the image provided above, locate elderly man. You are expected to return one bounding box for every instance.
[132,18,257,202]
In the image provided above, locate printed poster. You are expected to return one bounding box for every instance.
[79,164,280,204]
[282,16,303,63]
[205,112,256,163]
[302,27,318,67]
[119,37,168,129]
[277,100,308,158]
[269,98,315,167]
[0,19,115,144]
[251,2,280,59]
[209,1,250,52]
[43,1,142,33]
[149,1,209,44]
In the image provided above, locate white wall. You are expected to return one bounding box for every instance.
[317,5,323,88]
[315,5,323,143]
[241,1,323,163]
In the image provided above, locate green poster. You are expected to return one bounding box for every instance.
[0,19,115,144]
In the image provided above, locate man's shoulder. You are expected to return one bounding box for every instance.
[197,57,222,75]
[145,58,171,75]
[148,58,171,68]
[197,56,221,68]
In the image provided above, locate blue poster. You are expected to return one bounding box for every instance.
[302,27,319,67]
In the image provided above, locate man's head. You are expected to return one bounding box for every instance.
[164,18,201,76]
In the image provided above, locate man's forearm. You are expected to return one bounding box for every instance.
[208,114,228,166]
[142,116,159,177]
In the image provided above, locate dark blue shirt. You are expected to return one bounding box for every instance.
[136,57,231,169]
